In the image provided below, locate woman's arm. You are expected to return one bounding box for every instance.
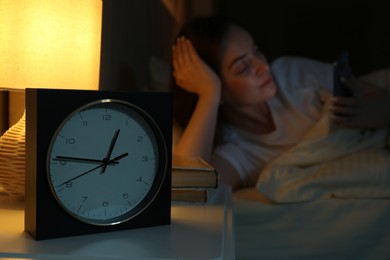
[172,37,221,160]
[330,75,390,128]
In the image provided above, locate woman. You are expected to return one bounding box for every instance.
[171,15,390,190]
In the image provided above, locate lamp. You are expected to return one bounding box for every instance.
[0,0,102,199]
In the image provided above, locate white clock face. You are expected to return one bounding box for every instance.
[47,99,166,225]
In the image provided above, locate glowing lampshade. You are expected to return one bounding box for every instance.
[0,0,102,90]
[0,0,103,199]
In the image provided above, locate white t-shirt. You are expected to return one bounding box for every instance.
[213,56,334,186]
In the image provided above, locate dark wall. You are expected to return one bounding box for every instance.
[98,0,390,93]
[216,0,390,75]
[99,0,176,92]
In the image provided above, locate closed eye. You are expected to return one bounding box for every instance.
[236,61,251,75]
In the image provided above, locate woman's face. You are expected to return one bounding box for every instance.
[220,25,277,106]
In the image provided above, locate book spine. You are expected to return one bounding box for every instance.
[171,188,214,204]
[171,171,218,189]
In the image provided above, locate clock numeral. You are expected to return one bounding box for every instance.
[102,114,112,121]
[83,121,88,127]
[65,182,73,188]
[141,156,149,162]
[136,177,150,186]
[65,138,76,145]
[123,193,129,199]
[137,136,143,142]
[102,201,109,207]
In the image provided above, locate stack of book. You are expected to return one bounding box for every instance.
[171,155,218,203]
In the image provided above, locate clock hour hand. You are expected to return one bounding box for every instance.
[102,129,120,173]
[109,152,128,162]
[54,156,119,165]
[57,152,129,187]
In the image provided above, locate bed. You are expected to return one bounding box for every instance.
[231,69,390,259]
[234,189,390,259]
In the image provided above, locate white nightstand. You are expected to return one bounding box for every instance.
[0,185,234,259]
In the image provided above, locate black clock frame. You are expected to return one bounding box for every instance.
[25,88,172,240]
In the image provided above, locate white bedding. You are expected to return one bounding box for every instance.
[234,189,390,259]
[256,116,390,202]
[256,70,390,203]
[233,69,390,259]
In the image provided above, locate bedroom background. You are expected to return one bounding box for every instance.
[1,2,389,258]
[1,0,390,135]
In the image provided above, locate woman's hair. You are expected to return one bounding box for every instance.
[171,15,241,129]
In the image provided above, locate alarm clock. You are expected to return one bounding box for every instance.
[25,88,172,240]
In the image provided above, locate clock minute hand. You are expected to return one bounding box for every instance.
[102,129,120,173]
[57,152,129,187]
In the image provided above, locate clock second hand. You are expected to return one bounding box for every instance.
[56,152,129,188]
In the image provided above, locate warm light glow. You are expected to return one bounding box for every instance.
[0,0,102,90]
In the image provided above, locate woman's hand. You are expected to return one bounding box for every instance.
[331,75,390,128]
[172,37,221,98]
[171,37,222,161]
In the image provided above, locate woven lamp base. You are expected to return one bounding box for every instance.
[0,111,25,200]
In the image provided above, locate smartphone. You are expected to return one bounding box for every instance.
[333,50,352,97]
